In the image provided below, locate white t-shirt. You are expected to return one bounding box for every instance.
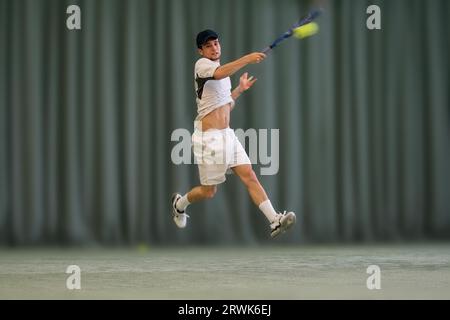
[194,58,234,123]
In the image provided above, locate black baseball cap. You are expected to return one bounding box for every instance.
[196,29,219,48]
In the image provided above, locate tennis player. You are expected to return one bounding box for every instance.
[171,29,296,238]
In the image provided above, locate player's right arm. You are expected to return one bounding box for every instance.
[213,52,266,80]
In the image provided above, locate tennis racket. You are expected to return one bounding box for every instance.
[262,8,323,54]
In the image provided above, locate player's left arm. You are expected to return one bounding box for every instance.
[231,72,257,103]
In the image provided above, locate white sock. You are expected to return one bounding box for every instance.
[176,194,190,212]
[258,200,278,222]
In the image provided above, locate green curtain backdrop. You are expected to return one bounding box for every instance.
[0,0,449,245]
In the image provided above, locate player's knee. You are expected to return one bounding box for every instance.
[202,185,217,199]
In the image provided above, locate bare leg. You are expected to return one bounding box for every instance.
[186,185,218,203]
[232,164,268,206]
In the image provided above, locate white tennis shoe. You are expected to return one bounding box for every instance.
[171,193,190,228]
[270,211,296,238]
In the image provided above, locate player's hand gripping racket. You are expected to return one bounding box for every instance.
[262,8,323,54]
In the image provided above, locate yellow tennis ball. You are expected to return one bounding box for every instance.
[293,22,319,39]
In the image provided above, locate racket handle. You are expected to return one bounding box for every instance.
[262,46,272,54]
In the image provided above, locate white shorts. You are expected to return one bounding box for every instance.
[192,128,251,185]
